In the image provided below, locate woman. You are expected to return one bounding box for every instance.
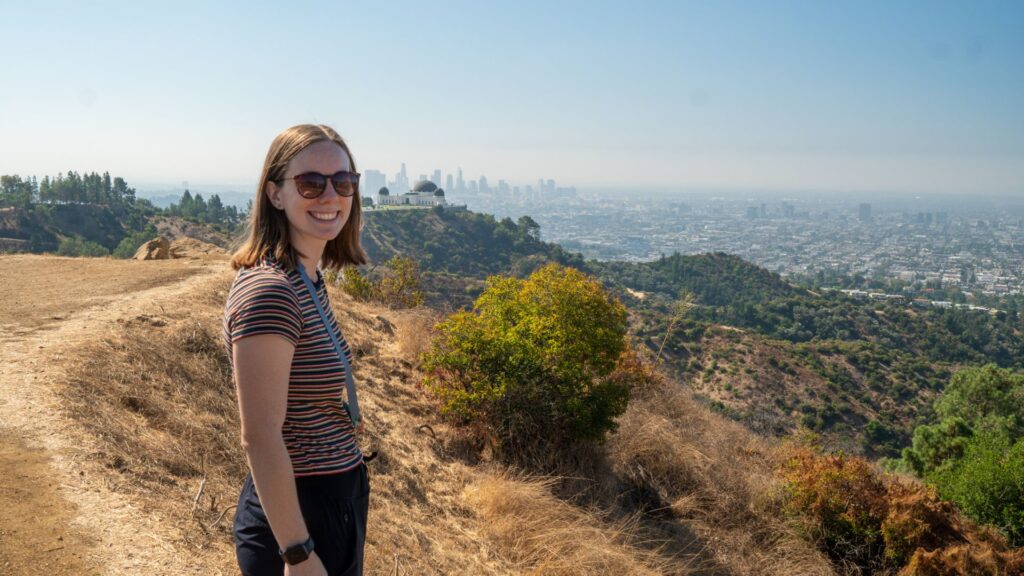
[222,124,369,576]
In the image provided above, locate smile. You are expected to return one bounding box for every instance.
[309,211,339,221]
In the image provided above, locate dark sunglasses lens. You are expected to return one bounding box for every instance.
[330,172,359,196]
[293,173,326,198]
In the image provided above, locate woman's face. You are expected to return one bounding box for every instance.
[267,140,354,258]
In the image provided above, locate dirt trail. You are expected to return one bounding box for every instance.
[0,254,234,575]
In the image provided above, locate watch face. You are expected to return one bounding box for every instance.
[280,537,314,565]
[283,547,309,565]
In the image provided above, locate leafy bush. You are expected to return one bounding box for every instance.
[928,432,1024,546]
[376,255,425,308]
[934,364,1024,437]
[338,266,377,301]
[423,263,632,454]
[337,256,424,309]
[898,365,1024,545]
[902,417,973,477]
[57,236,109,257]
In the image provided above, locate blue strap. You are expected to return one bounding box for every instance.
[296,266,361,427]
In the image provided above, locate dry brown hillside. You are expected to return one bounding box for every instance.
[1,253,841,575]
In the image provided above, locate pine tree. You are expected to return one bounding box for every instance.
[208,194,225,224]
[193,193,208,220]
[180,190,194,217]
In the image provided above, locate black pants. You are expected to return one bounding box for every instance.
[234,463,370,576]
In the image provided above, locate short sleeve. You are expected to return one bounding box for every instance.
[227,268,303,346]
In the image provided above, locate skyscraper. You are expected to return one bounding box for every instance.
[858,203,872,221]
[363,170,386,197]
[391,163,409,192]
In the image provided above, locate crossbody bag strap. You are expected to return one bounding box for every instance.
[296,266,361,427]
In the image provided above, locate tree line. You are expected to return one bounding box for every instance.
[1,172,244,229]
[1,172,137,208]
[1,172,248,257]
[162,189,245,229]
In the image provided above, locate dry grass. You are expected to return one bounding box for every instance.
[391,306,444,368]
[464,473,681,575]
[61,280,244,572]
[54,269,844,575]
[57,279,519,574]
[604,383,836,576]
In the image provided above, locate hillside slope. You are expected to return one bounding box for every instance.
[0,203,144,252]
[591,253,1022,457]
[5,253,1021,574]
[1,253,843,575]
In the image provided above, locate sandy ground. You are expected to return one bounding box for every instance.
[0,254,233,575]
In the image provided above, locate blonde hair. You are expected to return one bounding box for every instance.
[230,124,368,272]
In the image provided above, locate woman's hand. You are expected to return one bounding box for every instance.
[285,551,327,576]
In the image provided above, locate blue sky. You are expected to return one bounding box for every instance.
[1,0,1021,195]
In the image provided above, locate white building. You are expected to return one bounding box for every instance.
[377,180,447,207]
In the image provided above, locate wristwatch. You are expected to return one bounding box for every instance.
[279,536,315,565]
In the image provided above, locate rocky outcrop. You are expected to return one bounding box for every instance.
[133,237,171,260]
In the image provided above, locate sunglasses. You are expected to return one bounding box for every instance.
[276,171,360,199]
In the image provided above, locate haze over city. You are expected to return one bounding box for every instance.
[1,1,1022,196]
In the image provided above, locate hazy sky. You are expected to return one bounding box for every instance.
[1,1,1022,195]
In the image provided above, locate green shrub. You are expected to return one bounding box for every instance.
[928,432,1024,546]
[339,266,376,301]
[901,417,973,476]
[935,364,1024,436]
[376,255,425,308]
[422,263,632,453]
[900,364,1024,545]
[112,224,158,258]
[338,256,424,309]
[902,365,1024,476]
[57,236,109,257]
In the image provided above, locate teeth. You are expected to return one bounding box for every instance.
[310,211,338,221]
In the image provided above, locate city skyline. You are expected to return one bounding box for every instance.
[1,1,1022,195]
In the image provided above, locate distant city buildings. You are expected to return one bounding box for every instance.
[453,192,1024,298]
[362,166,1024,303]
[368,162,575,205]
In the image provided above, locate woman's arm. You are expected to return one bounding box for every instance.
[233,334,324,573]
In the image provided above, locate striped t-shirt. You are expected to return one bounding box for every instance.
[222,256,362,476]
